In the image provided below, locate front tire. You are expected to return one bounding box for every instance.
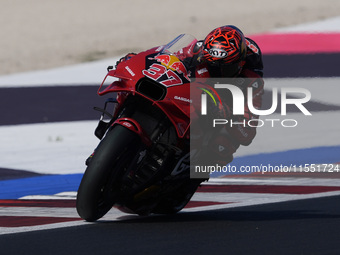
[76,125,141,222]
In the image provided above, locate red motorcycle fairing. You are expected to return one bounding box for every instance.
[97,45,193,139]
[112,118,152,147]
[76,34,209,221]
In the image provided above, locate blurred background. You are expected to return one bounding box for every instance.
[2,0,340,75]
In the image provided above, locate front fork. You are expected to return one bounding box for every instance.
[93,94,169,147]
[88,94,181,167]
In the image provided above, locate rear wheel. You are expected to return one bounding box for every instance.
[76,125,141,222]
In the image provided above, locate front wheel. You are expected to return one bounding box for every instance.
[76,125,141,222]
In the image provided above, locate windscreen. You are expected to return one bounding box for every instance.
[162,34,197,56]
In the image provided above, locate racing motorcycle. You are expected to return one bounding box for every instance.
[76,34,210,222]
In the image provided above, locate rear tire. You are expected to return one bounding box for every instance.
[76,125,140,221]
[152,179,202,214]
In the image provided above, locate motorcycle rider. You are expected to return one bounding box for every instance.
[187,25,264,166]
[82,26,264,218]
[106,25,264,168]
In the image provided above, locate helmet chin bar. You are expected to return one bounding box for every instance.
[207,61,242,77]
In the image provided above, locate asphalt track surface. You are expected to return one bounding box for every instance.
[1,195,339,255]
[1,53,340,254]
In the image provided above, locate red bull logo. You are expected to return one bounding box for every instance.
[153,54,190,81]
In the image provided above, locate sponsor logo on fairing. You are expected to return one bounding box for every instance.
[125,66,135,76]
[174,96,192,103]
